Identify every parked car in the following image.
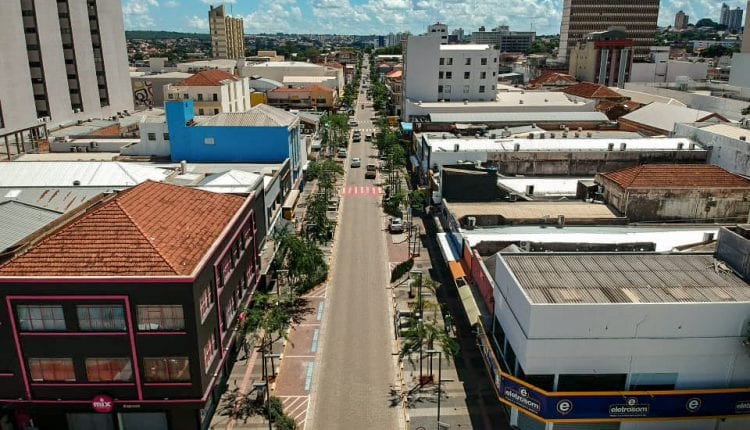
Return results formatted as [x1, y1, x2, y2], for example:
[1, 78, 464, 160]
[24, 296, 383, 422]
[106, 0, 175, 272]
[348, 120, 358, 127]
[389, 217, 404, 233]
[337, 149, 347, 158]
[353, 135, 361, 142]
[351, 157, 361, 168]
[365, 164, 377, 179]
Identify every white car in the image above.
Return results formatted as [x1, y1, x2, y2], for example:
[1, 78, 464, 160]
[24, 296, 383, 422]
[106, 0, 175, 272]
[389, 217, 404, 233]
[351, 157, 361, 168]
[337, 149, 347, 158]
[348, 120, 359, 127]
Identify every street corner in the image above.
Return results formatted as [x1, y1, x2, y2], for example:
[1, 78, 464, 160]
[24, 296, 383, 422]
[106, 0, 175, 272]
[274, 357, 316, 397]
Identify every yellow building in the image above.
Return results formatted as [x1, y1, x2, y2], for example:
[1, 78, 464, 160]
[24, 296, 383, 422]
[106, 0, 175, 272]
[208, 5, 245, 59]
[267, 84, 338, 111]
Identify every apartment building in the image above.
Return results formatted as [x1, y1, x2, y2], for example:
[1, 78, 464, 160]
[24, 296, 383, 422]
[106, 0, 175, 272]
[403, 33, 498, 116]
[427, 22, 448, 43]
[471, 26, 536, 53]
[674, 10, 689, 30]
[558, 0, 659, 62]
[164, 70, 250, 115]
[0, 181, 266, 430]
[568, 29, 633, 88]
[208, 5, 245, 59]
[0, 0, 133, 136]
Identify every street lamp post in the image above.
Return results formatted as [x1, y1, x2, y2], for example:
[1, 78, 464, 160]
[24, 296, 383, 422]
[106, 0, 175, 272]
[426, 349, 443, 428]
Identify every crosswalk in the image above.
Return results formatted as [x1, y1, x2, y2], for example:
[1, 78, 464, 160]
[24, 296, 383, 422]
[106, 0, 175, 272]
[341, 185, 383, 196]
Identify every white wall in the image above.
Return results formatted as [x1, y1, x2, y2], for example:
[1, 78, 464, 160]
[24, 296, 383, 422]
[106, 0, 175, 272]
[403, 34, 442, 103]
[730, 54, 750, 88]
[624, 83, 747, 120]
[674, 123, 750, 176]
[122, 120, 170, 157]
[630, 61, 708, 83]
[165, 77, 250, 114]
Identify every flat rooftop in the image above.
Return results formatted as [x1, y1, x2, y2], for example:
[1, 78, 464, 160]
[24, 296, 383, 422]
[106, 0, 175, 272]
[502, 253, 750, 304]
[449, 201, 619, 221]
[424, 137, 701, 153]
[440, 44, 491, 51]
[698, 123, 750, 140]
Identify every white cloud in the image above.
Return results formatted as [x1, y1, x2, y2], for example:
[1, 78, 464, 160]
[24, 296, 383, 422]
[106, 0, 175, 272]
[187, 15, 209, 30]
[164, 0, 178, 7]
[122, 0, 159, 29]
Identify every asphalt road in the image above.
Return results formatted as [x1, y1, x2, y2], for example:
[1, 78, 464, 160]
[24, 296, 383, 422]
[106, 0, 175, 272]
[308, 60, 400, 430]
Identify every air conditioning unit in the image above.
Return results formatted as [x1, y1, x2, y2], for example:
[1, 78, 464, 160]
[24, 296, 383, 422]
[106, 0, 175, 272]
[466, 216, 477, 229]
[607, 142, 615, 151]
[557, 215, 565, 228]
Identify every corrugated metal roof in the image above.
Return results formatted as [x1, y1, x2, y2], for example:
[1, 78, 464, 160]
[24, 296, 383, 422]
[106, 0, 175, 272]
[621, 102, 722, 132]
[426, 136, 701, 152]
[502, 253, 750, 304]
[0, 162, 169, 187]
[0, 187, 107, 213]
[429, 112, 608, 123]
[0, 201, 61, 251]
[196, 170, 263, 194]
[197, 104, 297, 127]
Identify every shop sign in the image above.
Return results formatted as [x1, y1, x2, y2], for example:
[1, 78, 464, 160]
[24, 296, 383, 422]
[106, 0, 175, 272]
[92, 394, 114, 413]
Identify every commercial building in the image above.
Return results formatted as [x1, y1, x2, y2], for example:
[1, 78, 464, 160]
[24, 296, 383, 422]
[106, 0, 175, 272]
[674, 122, 750, 176]
[619, 102, 728, 135]
[470, 26, 536, 53]
[558, 0, 659, 62]
[130, 72, 193, 108]
[0, 0, 133, 136]
[674, 10, 689, 30]
[568, 29, 633, 88]
[208, 4, 244, 59]
[0, 181, 266, 430]
[240, 62, 344, 96]
[164, 70, 250, 116]
[596, 164, 750, 222]
[165, 100, 305, 181]
[267, 84, 338, 111]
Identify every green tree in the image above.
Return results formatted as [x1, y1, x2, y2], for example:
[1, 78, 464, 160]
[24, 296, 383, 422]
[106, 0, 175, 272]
[700, 44, 734, 58]
[399, 315, 459, 382]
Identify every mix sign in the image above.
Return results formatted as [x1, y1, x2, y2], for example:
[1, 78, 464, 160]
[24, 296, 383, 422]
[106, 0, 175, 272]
[476, 326, 750, 422]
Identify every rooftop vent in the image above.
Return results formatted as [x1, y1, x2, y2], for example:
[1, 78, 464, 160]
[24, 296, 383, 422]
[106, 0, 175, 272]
[454, 143, 460, 152]
[619, 142, 627, 151]
[607, 142, 615, 151]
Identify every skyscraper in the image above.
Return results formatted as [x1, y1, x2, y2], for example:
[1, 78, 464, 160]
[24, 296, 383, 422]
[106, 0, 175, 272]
[209, 5, 245, 59]
[720, 3, 731, 26]
[558, 0, 660, 63]
[675, 10, 689, 30]
[0, 0, 133, 135]
[728, 7, 745, 32]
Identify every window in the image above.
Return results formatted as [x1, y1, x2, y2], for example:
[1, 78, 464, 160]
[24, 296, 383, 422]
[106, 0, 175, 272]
[76, 305, 125, 331]
[85, 358, 132, 382]
[183, 94, 188, 100]
[143, 357, 191, 382]
[439, 58, 444, 65]
[168, 93, 174, 100]
[223, 294, 237, 330]
[198, 108, 204, 115]
[203, 332, 218, 369]
[197, 93, 203, 101]
[137, 305, 185, 331]
[220, 255, 232, 285]
[204, 137, 214, 145]
[447, 58, 453, 65]
[214, 109, 219, 114]
[463, 85, 470, 93]
[199, 284, 214, 319]
[465, 58, 471, 65]
[212, 93, 218, 101]
[480, 72, 487, 79]
[28, 358, 75, 382]
[17, 305, 65, 331]
[464, 72, 470, 79]
[147, 133, 156, 141]
[163, 133, 169, 141]
[438, 85, 443, 93]
[481, 58, 487, 65]
[479, 85, 486, 93]
[438, 71, 443, 79]
[445, 71, 452, 79]
[444, 85, 451, 93]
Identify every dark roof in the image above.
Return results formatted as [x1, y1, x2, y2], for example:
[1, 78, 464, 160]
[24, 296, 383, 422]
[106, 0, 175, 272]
[599, 164, 750, 189]
[0, 181, 246, 277]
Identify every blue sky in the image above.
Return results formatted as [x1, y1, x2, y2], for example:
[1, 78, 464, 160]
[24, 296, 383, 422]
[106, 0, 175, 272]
[122, 0, 748, 35]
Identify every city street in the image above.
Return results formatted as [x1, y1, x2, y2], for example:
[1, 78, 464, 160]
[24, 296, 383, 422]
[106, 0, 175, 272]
[307, 60, 400, 430]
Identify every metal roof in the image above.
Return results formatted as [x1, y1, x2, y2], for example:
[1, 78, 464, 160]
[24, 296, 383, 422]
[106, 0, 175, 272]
[0, 187, 108, 213]
[0, 201, 61, 252]
[429, 111, 608, 123]
[426, 137, 700, 153]
[621, 102, 720, 132]
[197, 170, 263, 194]
[502, 253, 750, 304]
[197, 104, 298, 127]
[0, 162, 169, 187]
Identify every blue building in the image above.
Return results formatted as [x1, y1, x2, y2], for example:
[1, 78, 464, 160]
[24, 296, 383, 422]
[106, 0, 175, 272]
[166, 100, 304, 180]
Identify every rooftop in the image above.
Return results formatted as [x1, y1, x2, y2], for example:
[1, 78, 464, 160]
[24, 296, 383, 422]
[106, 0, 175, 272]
[247, 61, 326, 68]
[621, 102, 725, 132]
[196, 104, 298, 127]
[0, 201, 62, 252]
[599, 164, 750, 189]
[428, 111, 607, 124]
[448, 201, 619, 221]
[0, 181, 246, 277]
[697, 123, 750, 140]
[176, 70, 239, 86]
[281, 76, 335, 84]
[440, 44, 492, 51]
[501, 253, 750, 304]
[562, 82, 625, 100]
[0, 187, 109, 213]
[196, 169, 264, 194]
[424, 136, 701, 153]
[497, 177, 592, 197]
[0, 162, 169, 187]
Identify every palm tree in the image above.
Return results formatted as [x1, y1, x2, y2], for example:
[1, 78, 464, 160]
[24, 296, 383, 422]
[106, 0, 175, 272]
[399, 315, 458, 384]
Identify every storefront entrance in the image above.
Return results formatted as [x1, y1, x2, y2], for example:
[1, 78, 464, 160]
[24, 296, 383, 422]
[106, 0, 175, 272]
[65, 412, 167, 430]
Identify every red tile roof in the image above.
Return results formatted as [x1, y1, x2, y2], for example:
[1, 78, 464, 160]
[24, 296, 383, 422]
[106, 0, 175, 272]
[0, 181, 246, 277]
[386, 70, 402, 79]
[562, 82, 624, 100]
[600, 164, 750, 190]
[177, 70, 239, 87]
[528, 71, 577, 87]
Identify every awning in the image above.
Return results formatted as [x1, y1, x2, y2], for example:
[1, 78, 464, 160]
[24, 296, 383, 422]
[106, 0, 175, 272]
[437, 233, 459, 262]
[457, 284, 481, 326]
[448, 261, 466, 280]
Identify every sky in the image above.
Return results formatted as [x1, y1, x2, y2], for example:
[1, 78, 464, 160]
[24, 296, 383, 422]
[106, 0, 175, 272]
[122, 0, 749, 36]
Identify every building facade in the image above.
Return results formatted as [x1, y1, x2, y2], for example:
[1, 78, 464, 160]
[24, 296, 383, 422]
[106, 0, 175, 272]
[558, 0, 659, 63]
[427, 22, 448, 43]
[266, 84, 337, 111]
[164, 70, 250, 115]
[569, 29, 633, 88]
[0, 0, 133, 136]
[0, 181, 266, 430]
[674, 10, 689, 30]
[728, 7, 745, 33]
[208, 5, 244, 59]
[470, 26, 536, 53]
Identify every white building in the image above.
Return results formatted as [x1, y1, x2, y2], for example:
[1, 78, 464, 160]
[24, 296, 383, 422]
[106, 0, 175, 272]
[164, 70, 250, 115]
[403, 33, 499, 119]
[427, 22, 448, 42]
[730, 1, 750, 88]
[484, 250, 750, 430]
[0, 0, 133, 135]
[240, 61, 344, 95]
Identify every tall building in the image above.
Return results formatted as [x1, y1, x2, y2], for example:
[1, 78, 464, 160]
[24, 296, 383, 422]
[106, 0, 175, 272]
[674, 10, 689, 30]
[427, 22, 448, 43]
[558, 0, 659, 63]
[0, 0, 133, 137]
[721, 3, 731, 26]
[729, 1, 750, 87]
[569, 28, 633, 88]
[728, 7, 745, 32]
[471, 26, 536, 53]
[208, 5, 245, 59]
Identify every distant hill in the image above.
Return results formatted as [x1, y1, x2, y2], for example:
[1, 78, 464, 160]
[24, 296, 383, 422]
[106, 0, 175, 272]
[126, 31, 210, 40]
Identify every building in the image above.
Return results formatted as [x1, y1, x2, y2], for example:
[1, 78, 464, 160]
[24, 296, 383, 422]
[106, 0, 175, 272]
[427, 22, 448, 43]
[266, 84, 338, 111]
[562, 82, 627, 102]
[730, 1, 750, 88]
[596, 164, 750, 222]
[385, 70, 403, 117]
[164, 70, 250, 115]
[721, 3, 731, 27]
[240, 62, 344, 96]
[558, 0, 659, 62]
[674, 10, 689, 30]
[728, 6, 745, 32]
[674, 122, 750, 176]
[0, 181, 265, 430]
[130, 71, 194, 108]
[470, 26, 536, 53]
[402, 33, 499, 117]
[0, 0, 133, 138]
[527, 71, 578, 89]
[568, 28, 633, 88]
[619, 102, 729, 135]
[479, 250, 750, 430]
[208, 4, 244, 59]
[166, 100, 304, 181]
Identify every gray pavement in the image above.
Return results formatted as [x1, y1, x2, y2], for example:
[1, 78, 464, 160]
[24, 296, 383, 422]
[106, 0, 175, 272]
[307, 59, 400, 430]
